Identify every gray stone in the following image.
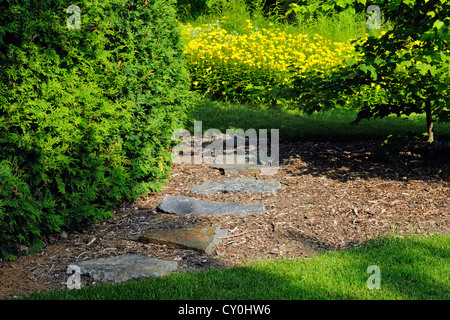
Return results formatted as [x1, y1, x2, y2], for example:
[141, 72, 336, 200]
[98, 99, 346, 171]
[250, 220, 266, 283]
[191, 178, 281, 194]
[157, 196, 265, 215]
[138, 226, 228, 254]
[211, 155, 271, 174]
[71, 254, 178, 283]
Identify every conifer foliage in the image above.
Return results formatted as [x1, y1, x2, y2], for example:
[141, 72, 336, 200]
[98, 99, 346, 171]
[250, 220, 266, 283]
[0, 0, 195, 259]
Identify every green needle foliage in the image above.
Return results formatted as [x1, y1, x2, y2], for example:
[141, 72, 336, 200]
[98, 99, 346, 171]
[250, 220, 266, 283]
[0, 0, 196, 259]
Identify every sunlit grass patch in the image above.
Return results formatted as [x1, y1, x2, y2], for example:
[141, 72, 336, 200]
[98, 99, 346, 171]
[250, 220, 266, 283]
[19, 234, 450, 300]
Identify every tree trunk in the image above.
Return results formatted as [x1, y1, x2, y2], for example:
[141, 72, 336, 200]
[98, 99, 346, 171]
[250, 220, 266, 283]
[425, 100, 434, 144]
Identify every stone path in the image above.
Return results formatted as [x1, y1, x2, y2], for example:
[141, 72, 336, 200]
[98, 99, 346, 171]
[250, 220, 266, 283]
[72, 254, 178, 283]
[138, 226, 228, 254]
[69, 158, 280, 285]
[157, 195, 266, 215]
[191, 178, 281, 194]
[211, 155, 273, 174]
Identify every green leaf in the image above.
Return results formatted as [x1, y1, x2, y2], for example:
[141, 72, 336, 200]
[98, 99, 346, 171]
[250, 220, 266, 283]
[433, 20, 444, 30]
[374, 58, 384, 65]
[368, 65, 377, 80]
[359, 64, 368, 73]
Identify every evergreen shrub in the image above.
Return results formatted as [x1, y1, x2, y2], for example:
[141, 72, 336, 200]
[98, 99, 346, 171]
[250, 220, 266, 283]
[0, 0, 195, 259]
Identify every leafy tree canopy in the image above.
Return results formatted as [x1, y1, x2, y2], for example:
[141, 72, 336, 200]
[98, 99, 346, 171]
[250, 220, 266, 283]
[286, 0, 450, 143]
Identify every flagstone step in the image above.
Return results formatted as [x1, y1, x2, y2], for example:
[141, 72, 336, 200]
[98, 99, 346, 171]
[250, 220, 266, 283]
[211, 155, 272, 174]
[157, 195, 265, 216]
[190, 178, 281, 194]
[70, 254, 178, 284]
[137, 226, 228, 254]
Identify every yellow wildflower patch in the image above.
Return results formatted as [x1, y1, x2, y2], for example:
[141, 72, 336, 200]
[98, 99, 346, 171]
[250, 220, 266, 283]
[181, 20, 356, 101]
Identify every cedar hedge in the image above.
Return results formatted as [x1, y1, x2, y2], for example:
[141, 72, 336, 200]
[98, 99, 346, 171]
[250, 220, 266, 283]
[0, 0, 196, 260]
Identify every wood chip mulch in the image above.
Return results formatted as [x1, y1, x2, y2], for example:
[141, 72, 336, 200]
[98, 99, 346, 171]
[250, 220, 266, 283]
[1, 139, 448, 298]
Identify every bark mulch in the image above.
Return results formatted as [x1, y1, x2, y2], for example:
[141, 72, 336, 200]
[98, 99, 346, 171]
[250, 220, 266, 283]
[1, 139, 448, 298]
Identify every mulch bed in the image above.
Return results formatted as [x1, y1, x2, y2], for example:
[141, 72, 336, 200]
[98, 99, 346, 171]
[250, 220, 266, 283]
[1, 139, 448, 298]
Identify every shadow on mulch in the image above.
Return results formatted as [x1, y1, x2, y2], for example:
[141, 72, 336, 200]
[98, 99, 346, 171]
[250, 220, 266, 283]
[279, 139, 449, 184]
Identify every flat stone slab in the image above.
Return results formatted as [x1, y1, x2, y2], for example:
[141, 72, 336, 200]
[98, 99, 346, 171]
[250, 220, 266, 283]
[71, 254, 178, 283]
[157, 195, 265, 215]
[191, 178, 281, 194]
[138, 226, 228, 254]
[211, 155, 271, 174]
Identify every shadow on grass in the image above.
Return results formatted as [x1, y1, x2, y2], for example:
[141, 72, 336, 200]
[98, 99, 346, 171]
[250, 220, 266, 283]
[21, 235, 449, 300]
[189, 99, 450, 141]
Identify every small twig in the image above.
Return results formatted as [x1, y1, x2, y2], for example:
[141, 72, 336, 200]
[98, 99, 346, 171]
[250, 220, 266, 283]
[86, 237, 96, 246]
[225, 237, 248, 245]
[218, 231, 248, 239]
[39, 263, 55, 281]
[229, 227, 238, 233]
[29, 34, 37, 43]
[76, 251, 90, 259]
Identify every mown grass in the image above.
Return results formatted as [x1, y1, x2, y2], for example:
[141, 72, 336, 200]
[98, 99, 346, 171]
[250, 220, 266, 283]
[188, 99, 450, 141]
[19, 234, 449, 300]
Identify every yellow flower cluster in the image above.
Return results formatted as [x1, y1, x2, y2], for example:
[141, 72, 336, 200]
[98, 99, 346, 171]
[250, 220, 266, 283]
[181, 20, 356, 94]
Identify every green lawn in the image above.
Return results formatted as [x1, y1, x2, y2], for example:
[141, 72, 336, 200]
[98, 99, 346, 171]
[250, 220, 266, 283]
[19, 234, 449, 300]
[188, 99, 450, 141]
